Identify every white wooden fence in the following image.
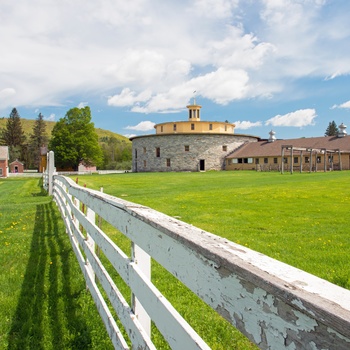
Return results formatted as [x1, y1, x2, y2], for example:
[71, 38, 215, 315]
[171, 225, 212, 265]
[43, 151, 350, 349]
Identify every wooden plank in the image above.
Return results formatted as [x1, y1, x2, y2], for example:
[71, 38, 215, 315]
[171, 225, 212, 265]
[84, 242, 156, 350]
[55, 178, 209, 349]
[131, 243, 151, 338]
[54, 183, 130, 282]
[54, 189, 130, 349]
[84, 265, 130, 350]
[127, 262, 211, 350]
[70, 204, 208, 347]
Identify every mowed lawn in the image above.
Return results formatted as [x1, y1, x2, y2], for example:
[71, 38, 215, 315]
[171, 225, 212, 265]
[79, 170, 350, 289]
[0, 178, 114, 350]
[1, 171, 349, 350]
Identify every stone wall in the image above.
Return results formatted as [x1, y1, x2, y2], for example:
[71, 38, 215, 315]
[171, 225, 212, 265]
[132, 133, 258, 172]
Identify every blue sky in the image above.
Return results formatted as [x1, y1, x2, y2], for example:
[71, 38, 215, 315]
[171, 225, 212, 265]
[0, 0, 350, 140]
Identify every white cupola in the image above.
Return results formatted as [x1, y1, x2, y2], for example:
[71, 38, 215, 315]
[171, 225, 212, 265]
[268, 130, 276, 142]
[338, 123, 347, 138]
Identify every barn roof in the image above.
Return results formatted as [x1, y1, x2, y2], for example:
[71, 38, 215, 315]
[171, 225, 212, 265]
[226, 136, 350, 159]
[0, 146, 9, 160]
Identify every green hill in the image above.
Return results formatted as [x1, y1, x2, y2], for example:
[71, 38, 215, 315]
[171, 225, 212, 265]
[0, 117, 130, 143]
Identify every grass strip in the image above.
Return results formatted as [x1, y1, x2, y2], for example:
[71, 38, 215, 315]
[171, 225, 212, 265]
[0, 178, 114, 349]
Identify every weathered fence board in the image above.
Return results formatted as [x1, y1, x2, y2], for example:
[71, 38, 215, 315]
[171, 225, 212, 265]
[45, 169, 350, 350]
[53, 175, 210, 350]
[54, 187, 132, 349]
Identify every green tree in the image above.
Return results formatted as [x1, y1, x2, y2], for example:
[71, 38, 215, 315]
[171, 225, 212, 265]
[1, 108, 25, 146]
[100, 137, 132, 169]
[325, 121, 339, 136]
[0, 108, 26, 161]
[49, 106, 103, 170]
[29, 113, 48, 170]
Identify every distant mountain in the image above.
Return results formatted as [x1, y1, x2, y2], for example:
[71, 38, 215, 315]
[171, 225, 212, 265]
[0, 117, 130, 143]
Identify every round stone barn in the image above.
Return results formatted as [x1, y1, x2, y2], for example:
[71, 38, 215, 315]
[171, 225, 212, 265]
[130, 103, 259, 172]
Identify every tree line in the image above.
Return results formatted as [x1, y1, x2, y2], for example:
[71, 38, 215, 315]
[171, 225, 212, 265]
[0, 107, 132, 171]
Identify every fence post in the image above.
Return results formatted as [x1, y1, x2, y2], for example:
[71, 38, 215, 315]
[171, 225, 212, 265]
[48, 150, 55, 195]
[131, 243, 151, 337]
[86, 206, 96, 283]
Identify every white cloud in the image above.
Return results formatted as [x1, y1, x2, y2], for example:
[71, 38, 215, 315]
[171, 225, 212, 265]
[190, 0, 239, 19]
[233, 120, 263, 130]
[45, 113, 56, 121]
[108, 88, 152, 107]
[265, 109, 317, 127]
[78, 102, 88, 109]
[0, 0, 349, 139]
[131, 67, 250, 114]
[0, 88, 16, 100]
[208, 26, 276, 70]
[123, 133, 137, 139]
[124, 121, 155, 131]
[261, 0, 350, 80]
[192, 68, 250, 104]
[331, 100, 350, 109]
[103, 50, 166, 86]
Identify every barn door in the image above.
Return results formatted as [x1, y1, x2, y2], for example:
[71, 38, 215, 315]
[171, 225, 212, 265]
[199, 159, 205, 171]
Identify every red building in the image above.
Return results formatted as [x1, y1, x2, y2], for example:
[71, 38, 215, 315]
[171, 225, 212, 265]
[9, 159, 24, 173]
[0, 146, 9, 177]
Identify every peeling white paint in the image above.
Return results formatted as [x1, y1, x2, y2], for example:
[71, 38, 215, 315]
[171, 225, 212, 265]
[291, 298, 308, 312]
[327, 327, 350, 342]
[292, 310, 318, 330]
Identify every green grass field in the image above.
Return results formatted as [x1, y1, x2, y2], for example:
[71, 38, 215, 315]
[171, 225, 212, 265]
[1, 171, 349, 349]
[78, 170, 350, 289]
[0, 178, 114, 350]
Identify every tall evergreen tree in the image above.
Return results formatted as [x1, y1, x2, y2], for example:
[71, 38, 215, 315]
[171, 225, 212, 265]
[1, 108, 25, 146]
[29, 113, 48, 169]
[0, 108, 26, 162]
[325, 121, 339, 136]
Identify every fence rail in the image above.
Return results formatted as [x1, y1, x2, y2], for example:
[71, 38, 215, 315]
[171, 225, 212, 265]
[44, 151, 350, 349]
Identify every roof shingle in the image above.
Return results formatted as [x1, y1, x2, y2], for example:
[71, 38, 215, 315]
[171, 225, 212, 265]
[227, 136, 350, 158]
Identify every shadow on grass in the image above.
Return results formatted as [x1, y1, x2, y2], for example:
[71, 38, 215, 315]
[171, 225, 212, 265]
[32, 178, 47, 197]
[7, 202, 92, 349]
